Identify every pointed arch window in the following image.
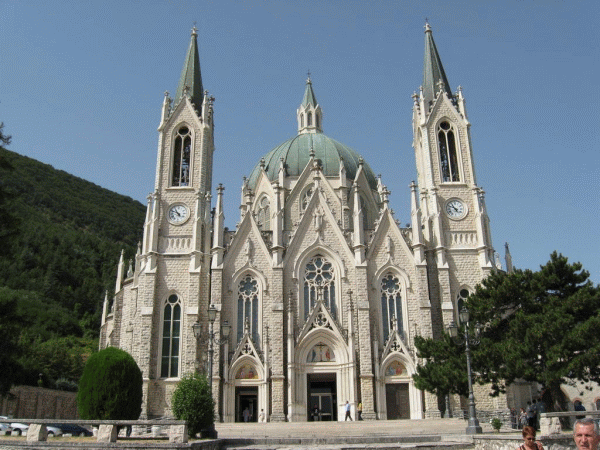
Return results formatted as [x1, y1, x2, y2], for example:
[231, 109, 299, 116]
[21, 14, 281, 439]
[256, 196, 270, 231]
[300, 113, 304, 128]
[437, 121, 460, 182]
[300, 186, 314, 213]
[307, 112, 313, 127]
[315, 113, 320, 129]
[161, 294, 181, 378]
[456, 288, 470, 324]
[172, 126, 192, 186]
[303, 255, 336, 320]
[381, 273, 403, 343]
[237, 275, 260, 345]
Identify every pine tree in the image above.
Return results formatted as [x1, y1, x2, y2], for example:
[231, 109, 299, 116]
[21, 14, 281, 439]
[415, 252, 600, 412]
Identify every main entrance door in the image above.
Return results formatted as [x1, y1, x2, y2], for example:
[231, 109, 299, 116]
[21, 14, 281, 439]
[386, 383, 410, 419]
[307, 373, 337, 421]
[235, 386, 258, 422]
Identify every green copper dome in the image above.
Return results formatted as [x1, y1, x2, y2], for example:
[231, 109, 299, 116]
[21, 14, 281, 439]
[248, 132, 377, 190]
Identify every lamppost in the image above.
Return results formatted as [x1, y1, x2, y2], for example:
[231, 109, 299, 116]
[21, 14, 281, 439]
[192, 304, 231, 436]
[448, 306, 482, 434]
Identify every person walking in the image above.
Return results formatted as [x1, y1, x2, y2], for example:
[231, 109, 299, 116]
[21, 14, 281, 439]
[344, 401, 352, 421]
[519, 408, 527, 429]
[357, 402, 363, 421]
[518, 426, 544, 450]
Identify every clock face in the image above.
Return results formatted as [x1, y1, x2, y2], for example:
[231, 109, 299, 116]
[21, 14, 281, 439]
[168, 204, 189, 224]
[445, 199, 467, 219]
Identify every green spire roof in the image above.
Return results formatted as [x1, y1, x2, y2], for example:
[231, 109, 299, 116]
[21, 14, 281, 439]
[422, 22, 452, 108]
[174, 27, 204, 109]
[301, 76, 318, 107]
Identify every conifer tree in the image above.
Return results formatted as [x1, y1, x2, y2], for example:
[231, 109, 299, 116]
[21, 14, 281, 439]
[415, 252, 600, 411]
[77, 347, 142, 420]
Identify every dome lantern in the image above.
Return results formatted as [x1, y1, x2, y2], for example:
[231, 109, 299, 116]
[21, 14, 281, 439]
[297, 75, 323, 134]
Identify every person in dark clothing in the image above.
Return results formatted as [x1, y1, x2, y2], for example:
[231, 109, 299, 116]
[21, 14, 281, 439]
[575, 401, 587, 420]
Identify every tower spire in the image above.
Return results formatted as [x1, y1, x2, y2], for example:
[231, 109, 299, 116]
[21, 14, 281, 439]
[174, 26, 204, 109]
[422, 22, 452, 109]
[297, 75, 322, 134]
[301, 74, 318, 107]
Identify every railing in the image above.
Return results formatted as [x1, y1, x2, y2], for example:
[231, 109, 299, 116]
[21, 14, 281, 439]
[541, 411, 600, 435]
[0, 418, 189, 444]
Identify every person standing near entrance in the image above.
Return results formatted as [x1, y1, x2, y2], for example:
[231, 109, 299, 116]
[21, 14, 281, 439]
[243, 407, 251, 422]
[526, 401, 536, 428]
[357, 402, 362, 420]
[344, 401, 352, 421]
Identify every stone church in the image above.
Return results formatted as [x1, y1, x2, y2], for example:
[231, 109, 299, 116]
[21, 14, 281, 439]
[100, 23, 512, 422]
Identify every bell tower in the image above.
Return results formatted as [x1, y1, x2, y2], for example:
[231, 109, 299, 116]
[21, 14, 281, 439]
[132, 27, 215, 417]
[412, 23, 494, 332]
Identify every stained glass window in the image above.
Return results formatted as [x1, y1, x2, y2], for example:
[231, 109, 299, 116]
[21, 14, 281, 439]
[161, 294, 181, 378]
[381, 273, 402, 342]
[237, 275, 259, 345]
[303, 255, 336, 319]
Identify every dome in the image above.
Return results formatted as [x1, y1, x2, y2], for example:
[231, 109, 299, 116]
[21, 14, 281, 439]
[247, 132, 378, 190]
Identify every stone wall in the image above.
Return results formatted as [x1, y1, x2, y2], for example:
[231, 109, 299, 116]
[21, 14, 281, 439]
[474, 435, 576, 450]
[0, 442, 219, 450]
[0, 386, 78, 419]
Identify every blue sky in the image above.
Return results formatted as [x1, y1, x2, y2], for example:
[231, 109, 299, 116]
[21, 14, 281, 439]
[1, 0, 598, 282]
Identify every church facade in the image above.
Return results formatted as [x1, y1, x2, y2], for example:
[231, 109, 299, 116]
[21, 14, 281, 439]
[100, 24, 509, 422]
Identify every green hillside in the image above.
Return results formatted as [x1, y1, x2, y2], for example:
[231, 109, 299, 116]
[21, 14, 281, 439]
[0, 144, 146, 390]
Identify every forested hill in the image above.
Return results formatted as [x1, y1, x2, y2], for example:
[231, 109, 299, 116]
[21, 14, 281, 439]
[0, 146, 146, 389]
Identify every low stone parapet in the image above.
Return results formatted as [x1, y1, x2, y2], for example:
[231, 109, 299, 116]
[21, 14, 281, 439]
[0, 418, 189, 444]
[474, 434, 577, 450]
[25, 423, 46, 442]
[540, 411, 600, 436]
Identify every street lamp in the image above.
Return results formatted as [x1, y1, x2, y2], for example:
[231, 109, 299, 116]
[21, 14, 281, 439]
[192, 305, 231, 395]
[192, 305, 230, 438]
[448, 306, 482, 434]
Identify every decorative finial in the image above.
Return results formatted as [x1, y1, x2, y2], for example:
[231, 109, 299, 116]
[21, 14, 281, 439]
[436, 79, 445, 93]
[424, 19, 431, 32]
[307, 70, 311, 83]
[192, 23, 198, 37]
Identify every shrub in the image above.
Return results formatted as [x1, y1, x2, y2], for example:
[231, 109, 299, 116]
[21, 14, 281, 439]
[491, 417, 502, 432]
[77, 347, 142, 419]
[55, 377, 78, 392]
[172, 372, 214, 438]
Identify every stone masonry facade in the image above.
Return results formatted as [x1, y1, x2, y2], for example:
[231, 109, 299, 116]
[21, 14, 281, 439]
[99, 25, 519, 424]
